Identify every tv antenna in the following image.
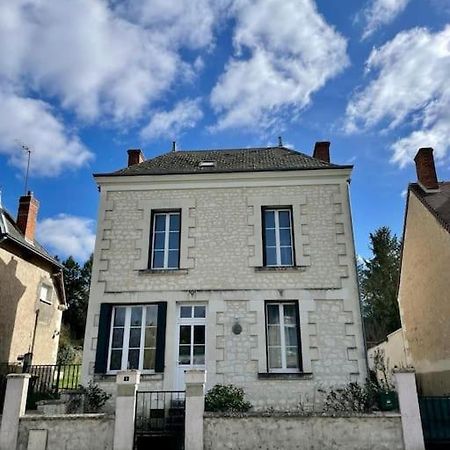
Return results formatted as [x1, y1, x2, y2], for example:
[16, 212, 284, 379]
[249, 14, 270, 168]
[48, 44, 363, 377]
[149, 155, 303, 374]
[15, 141, 32, 194]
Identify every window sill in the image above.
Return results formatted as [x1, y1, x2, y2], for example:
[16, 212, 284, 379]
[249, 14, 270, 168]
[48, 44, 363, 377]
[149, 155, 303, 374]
[138, 268, 188, 275]
[255, 266, 307, 273]
[257, 372, 313, 380]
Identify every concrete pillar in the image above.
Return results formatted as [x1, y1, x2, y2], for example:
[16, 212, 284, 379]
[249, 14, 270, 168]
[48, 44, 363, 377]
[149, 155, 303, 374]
[0, 373, 31, 450]
[185, 369, 206, 450]
[113, 370, 140, 450]
[393, 370, 425, 450]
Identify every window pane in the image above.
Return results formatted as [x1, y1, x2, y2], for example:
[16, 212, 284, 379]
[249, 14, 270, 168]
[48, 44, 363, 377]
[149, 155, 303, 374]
[145, 327, 157, 347]
[143, 349, 155, 370]
[178, 345, 190, 364]
[153, 232, 165, 250]
[168, 250, 179, 268]
[130, 307, 142, 326]
[129, 328, 141, 348]
[286, 347, 299, 369]
[267, 325, 281, 346]
[146, 306, 158, 326]
[193, 346, 205, 365]
[180, 306, 192, 318]
[264, 228, 276, 247]
[278, 210, 291, 228]
[268, 347, 282, 369]
[112, 328, 124, 348]
[283, 304, 296, 324]
[168, 231, 179, 250]
[267, 305, 280, 325]
[170, 214, 180, 231]
[128, 349, 140, 369]
[152, 250, 164, 268]
[114, 307, 126, 327]
[285, 326, 298, 346]
[264, 210, 275, 228]
[194, 305, 206, 318]
[180, 325, 191, 345]
[194, 326, 205, 345]
[279, 228, 291, 246]
[280, 247, 293, 265]
[265, 247, 277, 266]
[154, 214, 166, 231]
[110, 350, 122, 370]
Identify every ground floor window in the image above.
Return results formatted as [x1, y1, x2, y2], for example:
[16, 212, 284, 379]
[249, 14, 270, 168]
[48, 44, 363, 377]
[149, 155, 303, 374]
[266, 301, 301, 372]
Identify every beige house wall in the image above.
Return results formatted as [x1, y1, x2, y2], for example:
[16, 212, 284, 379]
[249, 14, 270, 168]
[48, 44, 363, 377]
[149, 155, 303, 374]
[398, 192, 450, 395]
[0, 248, 62, 365]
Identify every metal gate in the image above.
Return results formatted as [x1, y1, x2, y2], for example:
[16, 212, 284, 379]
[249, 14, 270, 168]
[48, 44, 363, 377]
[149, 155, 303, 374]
[134, 391, 185, 450]
[419, 396, 450, 449]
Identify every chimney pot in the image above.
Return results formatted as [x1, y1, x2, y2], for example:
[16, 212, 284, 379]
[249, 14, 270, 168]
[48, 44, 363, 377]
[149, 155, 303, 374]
[17, 192, 39, 242]
[127, 149, 145, 167]
[313, 141, 330, 163]
[414, 147, 439, 191]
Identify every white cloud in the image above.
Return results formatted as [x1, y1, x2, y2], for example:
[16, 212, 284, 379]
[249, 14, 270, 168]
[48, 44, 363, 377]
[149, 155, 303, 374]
[361, 0, 410, 39]
[210, 0, 349, 131]
[141, 99, 203, 140]
[0, 89, 92, 176]
[345, 26, 450, 166]
[37, 214, 96, 261]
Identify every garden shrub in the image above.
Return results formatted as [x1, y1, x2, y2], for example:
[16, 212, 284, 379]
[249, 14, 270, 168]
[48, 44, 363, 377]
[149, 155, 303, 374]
[205, 384, 252, 412]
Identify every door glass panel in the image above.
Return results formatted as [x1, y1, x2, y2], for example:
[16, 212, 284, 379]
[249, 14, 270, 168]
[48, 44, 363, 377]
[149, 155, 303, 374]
[194, 305, 206, 318]
[194, 326, 205, 345]
[193, 346, 205, 364]
[128, 349, 140, 369]
[179, 326, 191, 345]
[178, 345, 190, 364]
[180, 306, 192, 318]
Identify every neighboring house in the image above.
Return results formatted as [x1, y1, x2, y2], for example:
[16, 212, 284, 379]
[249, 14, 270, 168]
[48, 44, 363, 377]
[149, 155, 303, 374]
[393, 148, 450, 395]
[0, 192, 66, 365]
[82, 142, 367, 410]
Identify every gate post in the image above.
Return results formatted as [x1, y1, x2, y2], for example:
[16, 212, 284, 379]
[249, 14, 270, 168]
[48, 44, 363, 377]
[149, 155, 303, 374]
[185, 369, 206, 450]
[0, 373, 31, 450]
[113, 370, 140, 450]
[393, 369, 425, 450]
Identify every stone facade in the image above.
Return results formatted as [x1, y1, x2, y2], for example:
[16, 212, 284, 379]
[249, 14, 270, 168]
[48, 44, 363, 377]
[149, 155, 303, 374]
[0, 248, 62, 365]
[82, 168, 367, 409]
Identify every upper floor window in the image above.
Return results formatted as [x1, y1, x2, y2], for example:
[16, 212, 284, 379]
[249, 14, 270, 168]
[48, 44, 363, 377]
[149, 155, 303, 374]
[151, 211, 181, 269]
[39, 284, 52, 305]
[263, 208, 294, 266]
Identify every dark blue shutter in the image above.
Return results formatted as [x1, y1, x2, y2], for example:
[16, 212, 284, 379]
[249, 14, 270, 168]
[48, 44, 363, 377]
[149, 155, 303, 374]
[94, 303, 113, 374]
[155, 302, 167, 373]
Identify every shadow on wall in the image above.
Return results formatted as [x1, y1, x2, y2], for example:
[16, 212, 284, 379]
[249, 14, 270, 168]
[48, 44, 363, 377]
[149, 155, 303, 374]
[0, 255, 27, 362]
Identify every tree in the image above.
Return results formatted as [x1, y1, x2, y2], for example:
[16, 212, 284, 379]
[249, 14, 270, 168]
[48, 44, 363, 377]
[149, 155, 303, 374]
[359, 227, 401, 346]
[61, 254, 93, 342]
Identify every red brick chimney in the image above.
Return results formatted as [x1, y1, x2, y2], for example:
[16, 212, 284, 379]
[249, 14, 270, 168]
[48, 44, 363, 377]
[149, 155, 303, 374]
[127, 149, 145, 167]
[414, 147, 439, 191]
[313, 141, 330, 163]
[17, 191, 39, 242]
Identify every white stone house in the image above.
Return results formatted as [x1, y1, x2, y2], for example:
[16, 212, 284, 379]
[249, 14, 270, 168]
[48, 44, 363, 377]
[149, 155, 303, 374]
[82, 142, 367, 410]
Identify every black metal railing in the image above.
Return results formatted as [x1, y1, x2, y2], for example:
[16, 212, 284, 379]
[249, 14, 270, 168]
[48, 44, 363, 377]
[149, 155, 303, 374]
[419, 396, 450, 444]
[135, 390, 185, 435]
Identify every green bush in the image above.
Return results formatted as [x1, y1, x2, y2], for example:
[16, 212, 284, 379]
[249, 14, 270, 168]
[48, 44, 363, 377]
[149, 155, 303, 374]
[205, 384, 252, 412]
[80, 381, 111, 413]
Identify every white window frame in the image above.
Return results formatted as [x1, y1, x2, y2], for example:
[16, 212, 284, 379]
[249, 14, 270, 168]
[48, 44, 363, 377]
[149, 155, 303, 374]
[151, 211, 181, 269]
[107, 305, 158, 374]
[39, 283, 53, 305]
[263, 208, 294, 267]
[266, 302, 300, 373]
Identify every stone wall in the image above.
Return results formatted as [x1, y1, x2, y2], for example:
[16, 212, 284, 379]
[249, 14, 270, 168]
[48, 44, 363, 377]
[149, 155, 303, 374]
[17, 414, 114, 450]
[204, 413, 404, 450]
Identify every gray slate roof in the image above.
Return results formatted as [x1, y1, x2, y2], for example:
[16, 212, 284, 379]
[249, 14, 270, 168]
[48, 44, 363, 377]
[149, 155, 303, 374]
[103, 146, 350, 177]
[0, 207, 61, 268]
[410, 182, 450, 233]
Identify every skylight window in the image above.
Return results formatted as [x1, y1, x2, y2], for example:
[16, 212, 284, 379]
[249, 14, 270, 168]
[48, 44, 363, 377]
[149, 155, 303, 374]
[198, 161, 216, 168]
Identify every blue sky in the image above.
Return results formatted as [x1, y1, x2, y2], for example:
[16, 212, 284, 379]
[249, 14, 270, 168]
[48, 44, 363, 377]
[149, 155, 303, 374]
[1, 0, 450, 262]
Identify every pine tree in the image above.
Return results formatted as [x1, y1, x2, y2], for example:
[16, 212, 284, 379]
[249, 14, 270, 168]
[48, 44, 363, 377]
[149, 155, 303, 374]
[359, 227, 401, 346]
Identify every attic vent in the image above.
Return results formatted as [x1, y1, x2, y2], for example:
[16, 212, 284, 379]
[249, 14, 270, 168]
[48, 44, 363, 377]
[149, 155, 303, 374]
[198, 161, 216, 168]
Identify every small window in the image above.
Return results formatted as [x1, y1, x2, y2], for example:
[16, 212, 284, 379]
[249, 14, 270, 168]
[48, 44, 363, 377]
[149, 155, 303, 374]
[263, 208, 294, 266]
[108, 305, 159, 372]
[39, 284, 52, 304]
[150, 211, 181, 269]
[198, 161, 216, 168]
[266, 302, 301, 372]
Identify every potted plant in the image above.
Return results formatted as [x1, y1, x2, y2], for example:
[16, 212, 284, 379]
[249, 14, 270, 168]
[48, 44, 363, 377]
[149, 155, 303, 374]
[372, 349, 398, 411]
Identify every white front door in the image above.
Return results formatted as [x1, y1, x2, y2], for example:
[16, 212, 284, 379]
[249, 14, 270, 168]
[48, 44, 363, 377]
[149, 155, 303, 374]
[175, 304, 206, 390]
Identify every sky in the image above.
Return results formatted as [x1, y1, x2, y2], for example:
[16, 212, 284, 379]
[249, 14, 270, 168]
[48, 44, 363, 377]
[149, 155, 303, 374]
[1, 0, 450, 262]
